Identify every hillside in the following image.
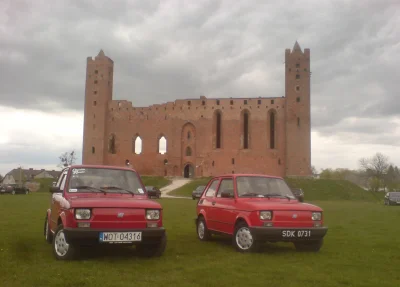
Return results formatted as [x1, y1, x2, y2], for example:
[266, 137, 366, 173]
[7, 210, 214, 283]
[285, 177, 384, 202]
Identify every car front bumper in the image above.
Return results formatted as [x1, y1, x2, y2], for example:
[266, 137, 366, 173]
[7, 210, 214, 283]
[63, 227, 166, 245]
[249, 226, 328, 242]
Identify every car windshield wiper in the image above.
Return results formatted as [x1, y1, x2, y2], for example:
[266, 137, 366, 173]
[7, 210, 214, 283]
[265, 193, 292, 201]
[240, 192, 265, 197]
[100, 186, 135, 196]
[74, 185, 108, 193]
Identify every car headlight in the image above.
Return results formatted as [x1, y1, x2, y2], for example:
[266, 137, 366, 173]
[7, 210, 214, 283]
[146, 209, 160, 220]
[260, 211, 272, 220]
[311, 212, 322, 221]
[75, 209, 91, 220]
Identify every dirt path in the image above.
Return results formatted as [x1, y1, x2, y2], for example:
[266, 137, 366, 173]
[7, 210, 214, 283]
[160, 177, 192, 199]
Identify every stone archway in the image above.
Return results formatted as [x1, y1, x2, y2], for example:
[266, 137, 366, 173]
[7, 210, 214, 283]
[183, 163, 194, 178]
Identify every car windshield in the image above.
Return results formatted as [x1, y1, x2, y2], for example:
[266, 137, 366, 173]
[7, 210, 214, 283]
[67, 167, 145, 195]
[236, 176, 295, 198]
[196, 186, 205, 191]
[389, 192, 400, 197]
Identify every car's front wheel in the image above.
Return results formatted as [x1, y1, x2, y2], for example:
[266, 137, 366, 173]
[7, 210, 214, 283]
[197, 216, 211, 241]
[136, 233, 167, 257]
[294, 239, 323, 252]
[52, 224, 77, 260]
[233, 222, 260, 253]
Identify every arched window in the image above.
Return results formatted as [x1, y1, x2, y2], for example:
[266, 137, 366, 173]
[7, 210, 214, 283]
[186, 146, 192, 156]
[270, 112, 275, 149]
[187, 131, 191, 140]
[133, 136, 142, 154]
[242, 110, 250, 149]
[216, 112, 221, 148]
[158, 136, 167, 154]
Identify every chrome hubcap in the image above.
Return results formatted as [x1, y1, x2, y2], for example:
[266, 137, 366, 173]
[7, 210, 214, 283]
[236, 227, 253, 250]
[45, 220, 48, 238]
[198, 221, 205, 239]
[54, 229, 69, 256]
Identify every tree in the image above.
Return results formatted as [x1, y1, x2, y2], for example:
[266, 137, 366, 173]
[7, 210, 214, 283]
[58, 150, 77, 168]
[359, 152, 390, 191]
[0, 174, 3, 182]
[311, 165, 318, 176]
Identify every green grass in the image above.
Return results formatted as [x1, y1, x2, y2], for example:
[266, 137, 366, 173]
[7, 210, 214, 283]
[33, 178, 55, 192]
[140, 176, 172, 189]
[0, 193, 399, 287]
[286, 178, 384, 202]
[168, 177, 212, 197]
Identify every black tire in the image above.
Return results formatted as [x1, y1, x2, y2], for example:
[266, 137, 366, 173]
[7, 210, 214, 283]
[232, 221, 260, 253]
[136, 233, 167, 257]
[52, 224, 77, 260]
[196, 216, 211, 241]
[44, 215, 53, 244]
[294, 239, 324, 252]
[192, 196, 196, 200]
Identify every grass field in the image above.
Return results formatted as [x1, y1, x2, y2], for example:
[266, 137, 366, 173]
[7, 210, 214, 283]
[168, 177, 211, 196]
[0, 191, 399, 287]
[140, 176, 172, 189]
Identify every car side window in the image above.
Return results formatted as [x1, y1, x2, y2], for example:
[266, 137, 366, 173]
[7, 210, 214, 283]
[205, 179, 220, 197]
[59, 175, 67, 191]
[216, 178, 234, 198]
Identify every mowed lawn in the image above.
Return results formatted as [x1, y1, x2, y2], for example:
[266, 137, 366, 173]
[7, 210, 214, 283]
[1, 193, 399, 287]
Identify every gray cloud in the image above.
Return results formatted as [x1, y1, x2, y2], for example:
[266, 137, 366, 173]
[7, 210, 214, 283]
[0, 0, 399, 156]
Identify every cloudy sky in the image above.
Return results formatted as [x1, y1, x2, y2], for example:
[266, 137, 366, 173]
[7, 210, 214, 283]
[1, 0, 399, 176]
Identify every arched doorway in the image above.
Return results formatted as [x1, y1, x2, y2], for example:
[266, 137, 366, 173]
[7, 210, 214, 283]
[183, 164, 194, 178]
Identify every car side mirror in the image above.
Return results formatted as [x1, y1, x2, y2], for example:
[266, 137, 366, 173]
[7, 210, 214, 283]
[221, 190, 234, 198]
[49, 186, 61, 193]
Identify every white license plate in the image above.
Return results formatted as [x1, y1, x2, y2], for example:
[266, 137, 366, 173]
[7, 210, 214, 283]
[282, 230, 312, 238]
[99, 232, 142, 243]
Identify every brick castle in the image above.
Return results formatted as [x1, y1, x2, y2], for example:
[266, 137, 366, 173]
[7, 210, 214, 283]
[82, 41, 311, 178]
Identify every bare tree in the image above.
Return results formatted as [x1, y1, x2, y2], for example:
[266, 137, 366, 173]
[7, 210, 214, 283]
[359, 152, 390, 191]
[58, 150, 77, 168]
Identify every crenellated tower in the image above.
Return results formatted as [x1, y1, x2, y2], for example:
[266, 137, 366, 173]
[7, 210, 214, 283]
[284, 41, 312, 176]
[82, 50, 114, 164]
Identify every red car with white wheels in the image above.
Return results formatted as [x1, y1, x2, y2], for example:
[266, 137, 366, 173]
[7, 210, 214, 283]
[44, 165, 167, 260]
[195, 174, 328, 252]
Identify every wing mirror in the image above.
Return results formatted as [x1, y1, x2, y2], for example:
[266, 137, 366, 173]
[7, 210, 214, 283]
[49, 186, 61, 193]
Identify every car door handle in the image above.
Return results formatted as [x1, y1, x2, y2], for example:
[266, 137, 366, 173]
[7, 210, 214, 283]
[212, 201, 216, 205]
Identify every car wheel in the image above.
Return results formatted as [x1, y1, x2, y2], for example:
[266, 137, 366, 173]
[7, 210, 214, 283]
[233, 221, 260, 253]
[192, 196, 196, 200]
[294, 239, 323, 252]
[52, 224, 77, 260]
[136, 233, 167, 257]
[197, 216, 211, 241]
[44, 215, 53, 244]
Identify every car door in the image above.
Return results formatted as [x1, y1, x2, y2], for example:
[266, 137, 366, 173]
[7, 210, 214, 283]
[200, 178, 221, 231]
[50, 169, 68, 230]
[211, 177, 236, 234]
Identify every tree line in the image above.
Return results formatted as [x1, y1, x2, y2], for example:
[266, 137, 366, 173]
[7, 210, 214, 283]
[318, 152, 400, 192]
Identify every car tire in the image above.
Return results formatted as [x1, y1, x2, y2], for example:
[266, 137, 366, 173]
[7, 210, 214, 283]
[197, 216, 211, 241]
[52, 223, 77, 260]
[192, 196, 196, 200]
[294, 239, 323, 252]
[233, 221, 260, 253]
[44, 215, 53, 244]
[136, 233, 167, 257]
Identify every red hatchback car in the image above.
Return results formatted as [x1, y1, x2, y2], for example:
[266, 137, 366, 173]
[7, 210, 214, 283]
[195, 174, 328, 252]
[44, 165, 167, 260]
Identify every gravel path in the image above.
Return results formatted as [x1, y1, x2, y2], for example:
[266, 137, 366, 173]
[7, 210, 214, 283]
[160, 177, 192, 199]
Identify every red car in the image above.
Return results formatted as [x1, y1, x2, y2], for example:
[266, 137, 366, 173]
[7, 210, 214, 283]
[195, 174, 328, 252]
[44, 165, 167, 260]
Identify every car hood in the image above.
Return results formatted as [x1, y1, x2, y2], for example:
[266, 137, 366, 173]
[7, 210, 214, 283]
[238, 199, 322, 212]
[66, 196, 162, 209]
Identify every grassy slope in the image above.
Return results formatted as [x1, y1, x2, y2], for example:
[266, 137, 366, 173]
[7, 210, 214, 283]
[168, 177, 212, 197]
[140, 176, 172, 189]
[0, 193, 399, 287]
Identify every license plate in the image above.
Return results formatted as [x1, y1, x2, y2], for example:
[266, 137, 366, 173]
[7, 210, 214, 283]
[99, 232, 142, 243]
[282, 230, 311, 238]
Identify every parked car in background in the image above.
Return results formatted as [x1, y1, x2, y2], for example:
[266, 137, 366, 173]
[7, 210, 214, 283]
[0, 184, 29, 195]
[290, 187, 304, 202]
[44, 165, 167, 260]
[192, 185, 205, 200]
[195, 174, 328, 253]
[384, 191, 400, 205]
[145, 186, 161, 199]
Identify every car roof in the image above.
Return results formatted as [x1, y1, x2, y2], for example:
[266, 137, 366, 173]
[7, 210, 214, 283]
[211, 174, 284, 180]
[66, 164, 138, 173]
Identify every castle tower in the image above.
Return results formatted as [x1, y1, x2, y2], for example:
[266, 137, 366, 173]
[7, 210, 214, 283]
[284, 41, 312, 176]
[82, 50, 114, 164]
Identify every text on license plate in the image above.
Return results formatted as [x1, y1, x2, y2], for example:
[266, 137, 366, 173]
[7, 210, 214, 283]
[282, 230, 311, 238]
[99, 232, 142, 242]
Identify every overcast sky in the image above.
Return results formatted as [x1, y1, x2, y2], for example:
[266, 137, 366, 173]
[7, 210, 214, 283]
[1, 0, 399, 176]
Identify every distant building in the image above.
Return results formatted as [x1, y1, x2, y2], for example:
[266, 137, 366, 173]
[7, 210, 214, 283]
[1, 168, 61, 185]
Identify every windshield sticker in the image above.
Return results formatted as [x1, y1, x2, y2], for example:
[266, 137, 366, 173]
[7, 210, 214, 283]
[72, 168, 85, 175]
[138, 188, 144, 194]
[69, 188, 77, 192]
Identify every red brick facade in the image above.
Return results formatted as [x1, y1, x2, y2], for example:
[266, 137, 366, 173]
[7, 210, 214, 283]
[82, 42, 312, 178]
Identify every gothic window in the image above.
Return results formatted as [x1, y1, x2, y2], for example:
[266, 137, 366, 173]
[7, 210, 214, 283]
[186, 146, 192, 156]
